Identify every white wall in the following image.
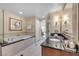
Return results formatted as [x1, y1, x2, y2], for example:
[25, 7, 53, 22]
[35, 17, 41, 41]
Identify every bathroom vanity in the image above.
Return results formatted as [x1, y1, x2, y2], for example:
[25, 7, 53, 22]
[41, 45, 79, 56]
[41, 33, 79, 56]
[41, 38, 79, 56]
[42, 4, 79, 56]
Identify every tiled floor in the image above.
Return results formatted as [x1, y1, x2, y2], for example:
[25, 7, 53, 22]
[16, 37, 46, 56]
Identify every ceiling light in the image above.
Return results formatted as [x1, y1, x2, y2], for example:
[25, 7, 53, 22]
[19, 11, 23, 14]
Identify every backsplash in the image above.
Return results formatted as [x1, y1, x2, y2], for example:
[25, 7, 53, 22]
[4, 34, 34, 44]
[4, 32, 27, 38]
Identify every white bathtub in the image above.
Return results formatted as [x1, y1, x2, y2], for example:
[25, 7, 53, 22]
[4, 35, 34, 43]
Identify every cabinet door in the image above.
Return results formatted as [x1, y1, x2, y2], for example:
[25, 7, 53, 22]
[42, 47, 60, 56]
[60, 50, 79, 56]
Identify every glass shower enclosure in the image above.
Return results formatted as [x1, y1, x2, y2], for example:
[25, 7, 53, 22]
[0, 9, 4, 44]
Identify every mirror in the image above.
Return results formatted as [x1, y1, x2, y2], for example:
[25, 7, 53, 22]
[48, 3, 73, 39]
[61, 4, 73, 39]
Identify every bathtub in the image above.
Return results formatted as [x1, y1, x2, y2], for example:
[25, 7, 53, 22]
[4, 35, 34, 43]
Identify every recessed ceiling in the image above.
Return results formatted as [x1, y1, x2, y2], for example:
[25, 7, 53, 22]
[0, 3, 64, 18]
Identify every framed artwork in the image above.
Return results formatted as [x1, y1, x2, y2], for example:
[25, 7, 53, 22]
[26, 25, 32, 30]
[9, 17, 22, 31]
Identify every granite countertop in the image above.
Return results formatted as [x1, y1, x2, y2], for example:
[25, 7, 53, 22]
[41, 40, 79, 53]
[41, 33, 79, 53]
[0, 36, 34, 47]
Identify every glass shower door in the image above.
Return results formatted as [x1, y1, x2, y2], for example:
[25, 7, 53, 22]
[0, 9, 4, 44]
[0, 9, 3, 56]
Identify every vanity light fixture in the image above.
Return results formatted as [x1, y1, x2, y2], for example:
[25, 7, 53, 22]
[63, 14, 68, 21]
[54, 16, 59, 22]
[63, 14, 68, 25]
[54, 16, 59, 26]
[19, 11, 23, 14]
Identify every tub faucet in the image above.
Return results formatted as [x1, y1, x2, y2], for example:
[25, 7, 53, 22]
[60, 40, 65, 50]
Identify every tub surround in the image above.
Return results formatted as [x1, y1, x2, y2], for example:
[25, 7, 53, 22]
[2, 37, 35, 56]
[0, 34, 35, 47]
[4, 34, 34, 43]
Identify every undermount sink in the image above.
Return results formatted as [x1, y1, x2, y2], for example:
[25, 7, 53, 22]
[48, 37, 64, 50]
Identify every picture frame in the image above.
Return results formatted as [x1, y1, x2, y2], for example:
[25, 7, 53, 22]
[9, 17, 22, 31]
